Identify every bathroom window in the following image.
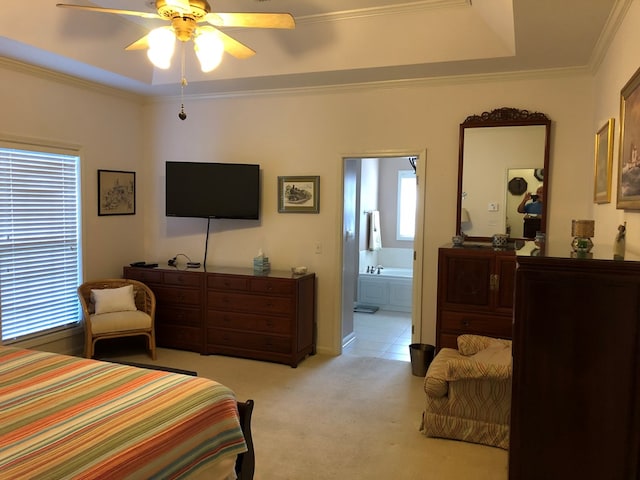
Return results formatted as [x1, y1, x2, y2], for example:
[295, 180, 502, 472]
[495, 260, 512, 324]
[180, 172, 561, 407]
[0, 141, 82, 342]
[396, 170, 416, 241]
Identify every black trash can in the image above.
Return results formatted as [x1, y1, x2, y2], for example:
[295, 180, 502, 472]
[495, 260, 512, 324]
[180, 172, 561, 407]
[409, 343, 435, 377]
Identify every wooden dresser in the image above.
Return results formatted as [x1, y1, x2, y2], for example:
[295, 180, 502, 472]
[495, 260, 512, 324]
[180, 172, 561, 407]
[509, 251, 640, 479]
[435, 245, 516, 351]
[123, 266, 204, 352]
[124, 265, 316, 367]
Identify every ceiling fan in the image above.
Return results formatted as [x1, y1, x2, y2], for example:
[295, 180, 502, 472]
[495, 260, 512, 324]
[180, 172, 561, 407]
[56, 0, 296, 71]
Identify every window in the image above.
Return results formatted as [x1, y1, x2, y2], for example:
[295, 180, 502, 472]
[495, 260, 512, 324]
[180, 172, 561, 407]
[0, 143, 82, 342]
[397, 170, 416, 241]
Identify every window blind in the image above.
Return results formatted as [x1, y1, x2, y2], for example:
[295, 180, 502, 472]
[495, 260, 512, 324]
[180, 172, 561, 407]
[0, 146, 82, 341]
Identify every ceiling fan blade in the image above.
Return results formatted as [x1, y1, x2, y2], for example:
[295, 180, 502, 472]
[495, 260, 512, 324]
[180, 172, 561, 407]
[125, 34, 150, 51]
[205, 12, 295, 29]
[214, 29, 256, 59]
[56, 4, 162, 20]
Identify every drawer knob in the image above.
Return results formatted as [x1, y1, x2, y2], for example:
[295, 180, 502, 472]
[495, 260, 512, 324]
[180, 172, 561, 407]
[462, 320, 470, 327]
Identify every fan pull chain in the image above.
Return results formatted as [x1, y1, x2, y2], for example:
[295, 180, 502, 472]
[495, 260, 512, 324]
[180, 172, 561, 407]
[178, 43, 187, 120]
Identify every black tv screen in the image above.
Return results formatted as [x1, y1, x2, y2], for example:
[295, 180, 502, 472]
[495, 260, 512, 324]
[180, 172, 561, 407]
[166, 161, 260, 219]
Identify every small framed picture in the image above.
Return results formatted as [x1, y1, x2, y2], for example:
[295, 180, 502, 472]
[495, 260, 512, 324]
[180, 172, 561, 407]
[594, 118, 614, 204]
[278, 176, 320, 213]
[98, 169, 136, 216]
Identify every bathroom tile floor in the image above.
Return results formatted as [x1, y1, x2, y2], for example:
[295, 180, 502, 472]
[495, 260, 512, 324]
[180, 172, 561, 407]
[343, 310, 412, 362]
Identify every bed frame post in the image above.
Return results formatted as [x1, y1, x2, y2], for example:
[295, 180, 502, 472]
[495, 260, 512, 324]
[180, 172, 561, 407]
[235, 400, 255, 480]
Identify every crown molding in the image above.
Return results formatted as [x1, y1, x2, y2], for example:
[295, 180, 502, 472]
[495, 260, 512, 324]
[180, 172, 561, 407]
[588, 0, 633, 74]
[0, 56, 145, 104]
[148, 65, 593, 104]
[1, 53, 593, 106]
[297, 0, 470, 25]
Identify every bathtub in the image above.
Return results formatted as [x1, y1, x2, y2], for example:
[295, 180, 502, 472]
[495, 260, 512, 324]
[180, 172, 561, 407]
[371, 267, 412, 278]
[357, 267, 413, 312]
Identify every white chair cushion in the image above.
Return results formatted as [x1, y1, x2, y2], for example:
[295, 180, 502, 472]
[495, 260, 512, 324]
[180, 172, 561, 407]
[91, 285, 137, 315]
[90, 310, 151, 334]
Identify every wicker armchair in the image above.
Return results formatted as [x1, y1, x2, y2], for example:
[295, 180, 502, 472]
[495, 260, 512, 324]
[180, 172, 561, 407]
[78, 279, 156, 359]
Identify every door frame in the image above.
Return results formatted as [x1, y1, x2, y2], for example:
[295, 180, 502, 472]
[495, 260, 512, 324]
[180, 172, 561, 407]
[334, 148, 427, 354]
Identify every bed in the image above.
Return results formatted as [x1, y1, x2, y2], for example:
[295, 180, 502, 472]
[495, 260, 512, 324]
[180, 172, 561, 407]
[0, 345, 250, 480]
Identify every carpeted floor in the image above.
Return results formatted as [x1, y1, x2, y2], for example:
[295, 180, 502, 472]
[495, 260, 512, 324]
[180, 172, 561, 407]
[110, 348, 508, 480]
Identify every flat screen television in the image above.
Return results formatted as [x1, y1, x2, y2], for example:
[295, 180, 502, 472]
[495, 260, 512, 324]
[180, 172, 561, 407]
[166, 161, 260, 219]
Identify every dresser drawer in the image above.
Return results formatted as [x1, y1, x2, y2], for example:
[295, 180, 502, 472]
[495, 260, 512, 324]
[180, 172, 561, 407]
[208, 328, 290, 354]
[154, 286, 202, 306]
[163, 271, 203, 287]
[208, 274, 250, 292]
[250, 278, 294, 295]
[207, 310, 291, 334]
[157, 306, 201, 327]
[208, 292, 293, 315]
[156, 325, 202, 351]
[440, 310, 512, 338]
[124, 268, 163, 285]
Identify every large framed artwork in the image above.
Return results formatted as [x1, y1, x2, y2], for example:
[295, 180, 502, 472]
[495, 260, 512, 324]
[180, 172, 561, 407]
[98, 169, 136, 216]
[277, 175, 320, 213]
[594, 118, 614, 204]
[618, 66, 640, 209]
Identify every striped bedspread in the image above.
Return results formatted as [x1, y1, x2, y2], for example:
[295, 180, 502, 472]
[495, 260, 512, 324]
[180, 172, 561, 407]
[0, 346, 247, 479]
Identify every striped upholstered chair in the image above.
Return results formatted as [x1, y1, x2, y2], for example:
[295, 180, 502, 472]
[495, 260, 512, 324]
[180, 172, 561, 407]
[420, 334, 512, 449]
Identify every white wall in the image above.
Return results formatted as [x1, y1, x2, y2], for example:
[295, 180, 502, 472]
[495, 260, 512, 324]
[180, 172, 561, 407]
[0, 63, 146, 352]
[142, 74, 594, 353]
[593, 0, 640, 255]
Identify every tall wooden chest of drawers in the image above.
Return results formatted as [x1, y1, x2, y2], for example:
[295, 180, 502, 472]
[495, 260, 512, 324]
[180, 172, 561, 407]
[124, 265, 316, 367]
[509, 253, 640, 479]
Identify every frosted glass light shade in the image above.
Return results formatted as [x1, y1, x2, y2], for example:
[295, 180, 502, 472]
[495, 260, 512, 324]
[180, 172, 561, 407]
[194, 27, 224, 72]
[147, 27, 176, 69]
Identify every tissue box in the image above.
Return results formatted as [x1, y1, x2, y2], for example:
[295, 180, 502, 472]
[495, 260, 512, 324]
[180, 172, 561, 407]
[253, 256, 270, 273]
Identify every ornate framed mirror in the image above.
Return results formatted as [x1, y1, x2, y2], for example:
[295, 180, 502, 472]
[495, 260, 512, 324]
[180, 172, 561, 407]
[456, 107, 551, 242]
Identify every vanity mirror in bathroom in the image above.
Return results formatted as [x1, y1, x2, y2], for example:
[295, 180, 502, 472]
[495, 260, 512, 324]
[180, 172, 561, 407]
[456, 107, 551, 242]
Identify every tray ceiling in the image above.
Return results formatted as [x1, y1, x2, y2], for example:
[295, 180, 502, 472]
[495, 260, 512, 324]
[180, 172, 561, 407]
[0, 0, 624, 97]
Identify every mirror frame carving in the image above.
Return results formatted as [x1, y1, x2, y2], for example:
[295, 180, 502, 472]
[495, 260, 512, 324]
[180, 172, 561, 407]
[456, 107, 552, 243]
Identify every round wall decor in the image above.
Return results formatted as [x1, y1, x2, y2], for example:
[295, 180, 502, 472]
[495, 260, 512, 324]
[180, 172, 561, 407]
[508, 177, 528, 195]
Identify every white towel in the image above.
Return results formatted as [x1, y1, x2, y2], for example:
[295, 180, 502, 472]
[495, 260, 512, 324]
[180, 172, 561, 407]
[368, 211, 382, 251]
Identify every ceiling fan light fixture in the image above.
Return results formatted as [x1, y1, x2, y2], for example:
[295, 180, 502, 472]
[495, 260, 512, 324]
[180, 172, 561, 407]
[161, 0, 192, 15]
[147, 26, 176, 69]
[194, 27, 224, 72]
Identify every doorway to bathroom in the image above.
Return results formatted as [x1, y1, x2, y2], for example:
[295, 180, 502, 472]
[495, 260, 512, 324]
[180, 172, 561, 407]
[341, 153, 425, 362]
